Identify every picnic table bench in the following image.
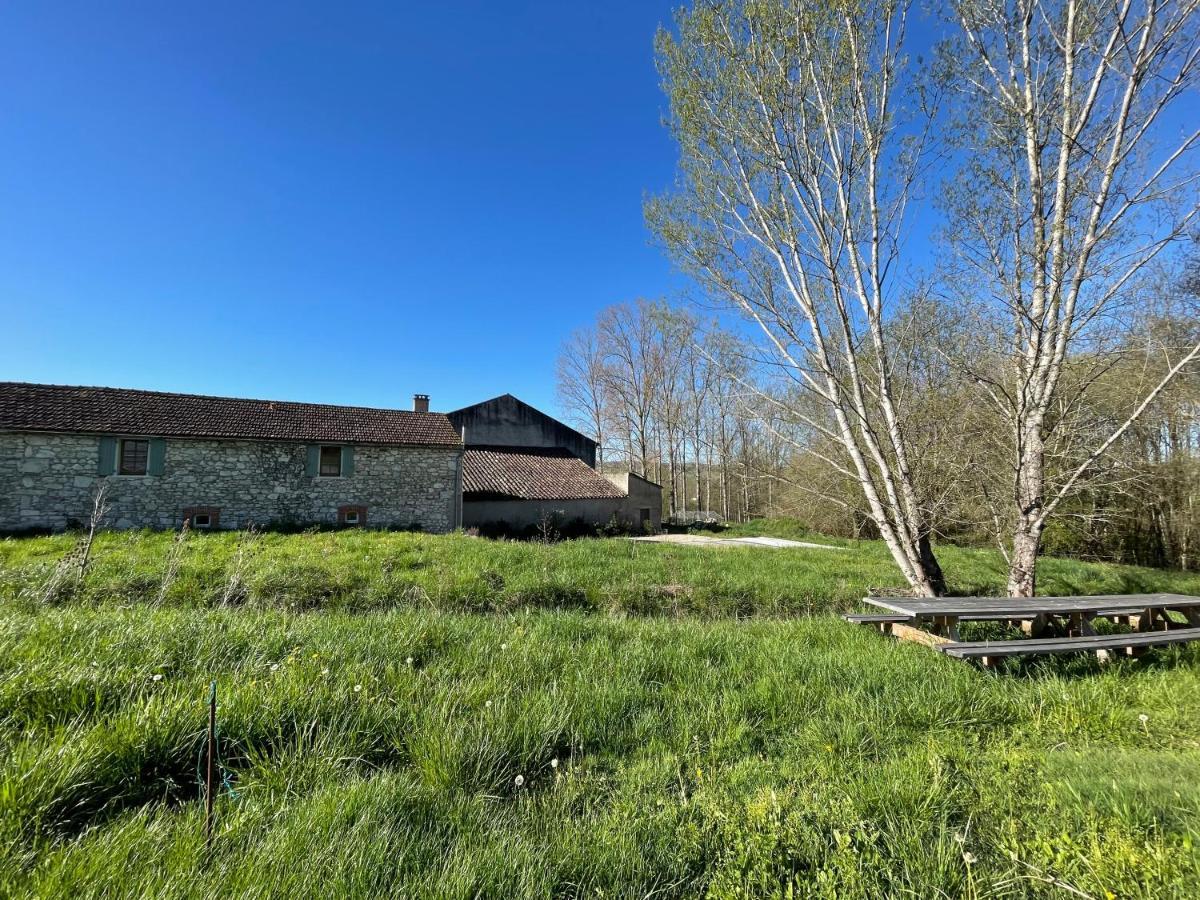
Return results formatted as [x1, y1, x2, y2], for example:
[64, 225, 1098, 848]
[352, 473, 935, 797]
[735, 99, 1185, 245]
[844, 593, 1200, 665]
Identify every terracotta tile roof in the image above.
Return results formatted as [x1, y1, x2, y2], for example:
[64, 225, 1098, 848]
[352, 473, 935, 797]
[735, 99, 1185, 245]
[0, 382, 463, 447]
[462, 446, 626, 500]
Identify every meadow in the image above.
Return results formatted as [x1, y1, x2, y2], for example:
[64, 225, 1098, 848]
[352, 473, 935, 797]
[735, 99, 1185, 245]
[2, 525, 1199, 898]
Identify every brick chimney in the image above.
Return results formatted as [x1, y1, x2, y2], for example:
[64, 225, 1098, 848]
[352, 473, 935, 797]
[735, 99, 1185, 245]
[413, 393, 430, 413]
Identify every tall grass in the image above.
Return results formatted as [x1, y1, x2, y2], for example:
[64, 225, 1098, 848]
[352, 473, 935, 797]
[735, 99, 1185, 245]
[2, 524, 1199, 897]
[1, 607, 1197, 897]
[3, 525, 1199, 617]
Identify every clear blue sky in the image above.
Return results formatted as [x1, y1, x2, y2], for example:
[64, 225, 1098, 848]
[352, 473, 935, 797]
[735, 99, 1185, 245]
[0, 1, 684, 415]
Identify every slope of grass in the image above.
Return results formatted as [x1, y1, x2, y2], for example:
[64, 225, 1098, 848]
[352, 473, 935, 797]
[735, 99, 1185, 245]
[3, 523, 1199, 616]
[3, 523, 1199, 897]
[1, 606, 1198, 899]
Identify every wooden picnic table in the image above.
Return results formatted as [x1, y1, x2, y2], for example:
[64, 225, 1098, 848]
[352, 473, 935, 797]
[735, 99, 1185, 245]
[847, 593, 1200, 665]
[861, 592, 1200, 648]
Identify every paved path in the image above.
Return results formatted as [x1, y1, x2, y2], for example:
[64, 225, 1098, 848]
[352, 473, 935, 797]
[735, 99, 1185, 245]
[630, 533, 843, 551]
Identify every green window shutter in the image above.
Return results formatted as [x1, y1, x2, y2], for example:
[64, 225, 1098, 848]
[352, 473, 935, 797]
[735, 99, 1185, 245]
[305, 445, 320, 477]
[148, 438, 166, 476]
[341, 446, 355, 477]
[97, 436, 116, 475]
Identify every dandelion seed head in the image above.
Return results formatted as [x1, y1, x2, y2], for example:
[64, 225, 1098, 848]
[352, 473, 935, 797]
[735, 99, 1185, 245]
[550, 758, 559, 769]
[953, 831, 966, 844]
[406, 656, 414, 666]
[354, 684, 363, 693]
[500, 643, 508, 651]
[485, 700, 493, 708]
[514, 774, 525, 788]
[1139, 713, 1149, 723]
[962, 852, 977, 865]
[151, 673, 163, 682]
[270, 663, 280, 672]
[321, 667, 330, 676]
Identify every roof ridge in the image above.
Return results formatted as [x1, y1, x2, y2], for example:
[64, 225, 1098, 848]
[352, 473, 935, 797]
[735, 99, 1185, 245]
[0, 382, 463, 446]
[0, 381, 440, 417]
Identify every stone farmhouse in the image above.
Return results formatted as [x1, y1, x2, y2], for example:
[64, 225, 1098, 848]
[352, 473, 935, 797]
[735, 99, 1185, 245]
[0, 382, 661, 534]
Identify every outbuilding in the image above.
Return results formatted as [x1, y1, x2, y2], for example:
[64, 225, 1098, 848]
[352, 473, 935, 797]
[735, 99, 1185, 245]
[448, 394, 662, 534]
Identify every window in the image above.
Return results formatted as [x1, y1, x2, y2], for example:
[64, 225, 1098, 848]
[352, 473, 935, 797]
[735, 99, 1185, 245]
[338, 505, 367, 527]
[119, 439, 149, 475]
[319, 445, 342, 477]
[183, 507, 220, 530]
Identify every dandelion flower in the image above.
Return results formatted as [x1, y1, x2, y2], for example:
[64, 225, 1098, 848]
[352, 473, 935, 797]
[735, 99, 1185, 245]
[151, 673, 164, 682]
[514, 774, 525, 788]
[354, 684, 363, 693]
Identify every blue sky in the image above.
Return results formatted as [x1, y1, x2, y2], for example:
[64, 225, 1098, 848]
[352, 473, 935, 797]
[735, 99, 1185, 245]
[0, 1, 685, 414]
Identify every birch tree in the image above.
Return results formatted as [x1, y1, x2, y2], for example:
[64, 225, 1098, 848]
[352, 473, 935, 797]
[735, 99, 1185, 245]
[943, 0, 1200, 595]
[647, 0, 949, 593]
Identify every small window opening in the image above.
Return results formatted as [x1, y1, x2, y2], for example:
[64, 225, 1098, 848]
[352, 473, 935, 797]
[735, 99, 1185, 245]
[319, 445, 342, 477]
[191, 513, 212, 529]
[343, 510, 360, 525]
[119, 438, 149, 475]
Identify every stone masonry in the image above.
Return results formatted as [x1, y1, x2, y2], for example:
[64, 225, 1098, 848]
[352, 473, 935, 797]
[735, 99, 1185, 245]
[0, 432, 462, 532]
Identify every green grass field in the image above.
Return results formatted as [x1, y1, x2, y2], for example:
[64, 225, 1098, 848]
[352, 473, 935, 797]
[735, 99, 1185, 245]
[2, 524, 1199, 897]
[4, 525, 1200, 615]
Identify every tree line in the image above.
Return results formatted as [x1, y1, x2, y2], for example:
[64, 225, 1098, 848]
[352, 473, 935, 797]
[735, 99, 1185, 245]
[556, 299, 792, 523]
[561, 0, 1200, 598]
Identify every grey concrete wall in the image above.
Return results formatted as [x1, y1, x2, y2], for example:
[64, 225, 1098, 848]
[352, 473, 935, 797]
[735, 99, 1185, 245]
[463, 476, 662, 534]
[0, 431, 462, 532]
[448, 395, 597, 467]
[603, 472, 663, 531]
[462, 497, 629, 532]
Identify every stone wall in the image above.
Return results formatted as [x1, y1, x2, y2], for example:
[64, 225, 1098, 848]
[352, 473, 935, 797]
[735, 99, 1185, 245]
[0, 432, 462, 532]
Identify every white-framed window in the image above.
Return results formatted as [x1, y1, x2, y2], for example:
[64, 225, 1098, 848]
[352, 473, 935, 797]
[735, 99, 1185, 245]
[343, 510, 360, 525]
[319, 445, 342, 477]
[119, 438, 149, 475]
